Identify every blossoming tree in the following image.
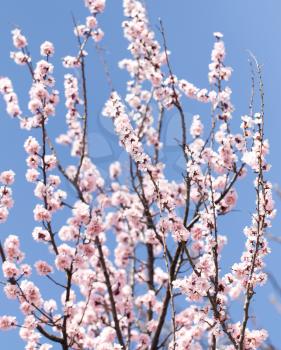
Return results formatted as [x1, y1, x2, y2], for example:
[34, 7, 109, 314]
[0, 0, 275, 349]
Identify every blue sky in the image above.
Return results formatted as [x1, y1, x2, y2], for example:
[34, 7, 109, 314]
[0, 0, 280, 348]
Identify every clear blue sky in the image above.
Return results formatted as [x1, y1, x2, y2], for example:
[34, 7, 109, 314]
[0, 0, 280, 348]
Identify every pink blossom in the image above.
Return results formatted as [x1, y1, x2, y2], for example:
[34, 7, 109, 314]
[0, 78, 21, 117]
[213, 31, 223, 39]
[32, 227, 51, 242]
[10, 51, 31, 65]
[26, 169, 40, 182]
[26, 155, 40, 169]
[85, 0, 106, 14]
[2, 261, 19, 279]
[190, 115, 203, 138]
[20, 280, 42, 307]
[72, 201, 90, 224]
[11, 28, 27, 48]
[3, 235, 22, 261]
[44, 155, 57, 170]
[92, 28, 104, 42]
[40, 41, 55, 57]
[43, 299, 57, 313]
[0, 207, 9, 223]
[33, 204, 51, 222]
[74, 24, 88, 37]
[109, 161, 121, 179]
[4, 284, 18, 299]
[0, 316, 17, 330]
[34, 260, 53, 275]
[55, 252, 73, 271]
[58, 225, 79, 241]
[63, 56, 81, 68]
[0, 170, 15, 185]
[20, 264, 32, 277]
[86, 16, 97, 28]
[39, 344, 53, 350]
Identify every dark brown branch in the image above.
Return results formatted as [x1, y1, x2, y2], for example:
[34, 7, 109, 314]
[95, 237, 125, 348]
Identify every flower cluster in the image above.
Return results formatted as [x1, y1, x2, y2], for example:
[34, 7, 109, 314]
[0, 170, 15, 223]
[120, 0, 165, 86]
[63, 0, 106, 69]
[56, 74, 85, 157]
[10, 28, 30, 65]
[103, 91, 152, 171]
[0, 77, 21, 117]
[0, 0, 275, 349]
